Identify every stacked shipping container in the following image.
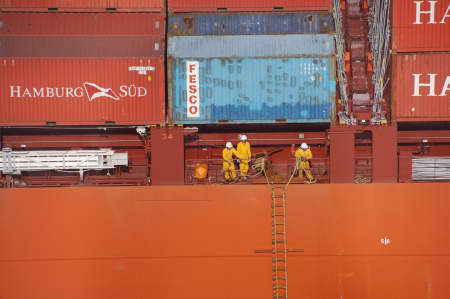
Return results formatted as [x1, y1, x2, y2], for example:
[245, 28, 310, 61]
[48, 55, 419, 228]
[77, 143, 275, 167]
[0, 1, 338, 126]
[167, 8, 336, 124]
[391, 0, 450, 122]
[0, 8, 166, 125]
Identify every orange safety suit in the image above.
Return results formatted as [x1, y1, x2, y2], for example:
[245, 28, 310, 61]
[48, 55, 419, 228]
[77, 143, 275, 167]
[295, 148, 314, 181]
[237, 141, 251, 176]
[223, 147, 238, 181]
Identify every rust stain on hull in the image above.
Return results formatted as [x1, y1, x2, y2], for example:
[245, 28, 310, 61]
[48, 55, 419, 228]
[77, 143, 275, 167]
[1, 184, 450, 298]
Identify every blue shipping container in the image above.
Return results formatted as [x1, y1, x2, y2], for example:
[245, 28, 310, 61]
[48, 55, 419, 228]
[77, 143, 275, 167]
[168, 34, 335, 58]
[168, 57, 336, 124]
[168, 12, 334, 36]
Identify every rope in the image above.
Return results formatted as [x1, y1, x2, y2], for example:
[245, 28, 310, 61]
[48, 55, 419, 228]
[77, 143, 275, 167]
[230, 152, 310, 188]
[354, 176, 371, 184]
[259, 157, 300, 189]
[246, 157, 265, 178]
[222, 157, 264, 182]
[284, 158, 300, 188]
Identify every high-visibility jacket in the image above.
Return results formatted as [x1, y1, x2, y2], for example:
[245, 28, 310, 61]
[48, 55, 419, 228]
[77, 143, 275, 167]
[223, 148, 238, 162]
[237, 141, 251, 160]
[295, 148, 312, 161]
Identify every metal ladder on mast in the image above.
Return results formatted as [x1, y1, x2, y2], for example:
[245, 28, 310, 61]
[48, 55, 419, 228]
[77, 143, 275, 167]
[271, 185, 288, 299]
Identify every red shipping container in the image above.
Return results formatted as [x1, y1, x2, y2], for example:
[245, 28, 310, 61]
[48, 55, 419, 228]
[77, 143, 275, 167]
[0, 13, 165, 57]
[392, 0, 450, 52]
[0, 13, 165, 36]
[168, 0, 332, 12]
[0, 58, 165, 126]
[392, 53, 450, 122]
[0, 0, 165, 12]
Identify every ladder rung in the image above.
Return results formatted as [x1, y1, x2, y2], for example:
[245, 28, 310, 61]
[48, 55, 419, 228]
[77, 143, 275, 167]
[272, 258, 285, 262]
[273, 214, 285, 217]
[271, 186, 284, 190]
[273, 286, 287, 289]
[272, 240, 285, 244]
[272, 195, 284, 199]
[273, 248, 286, 252]
[273, 268, 286, 271]
[272, 276, 287, 280]
[272, 222, 285, 225]
[272, 204, 285, 207]
[272, 232, 286, 235]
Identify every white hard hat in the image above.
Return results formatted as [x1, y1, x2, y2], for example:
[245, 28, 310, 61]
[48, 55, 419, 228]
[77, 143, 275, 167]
[226, 142, 233, 148]
[301, 142, 308, 149]
[240, 135, 247, 141]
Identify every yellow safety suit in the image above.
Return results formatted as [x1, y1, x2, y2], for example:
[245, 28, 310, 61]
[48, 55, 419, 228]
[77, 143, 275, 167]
[237, 141, 251, 176]
[223, 147, 238, 181]
[295, 148, 314, 181]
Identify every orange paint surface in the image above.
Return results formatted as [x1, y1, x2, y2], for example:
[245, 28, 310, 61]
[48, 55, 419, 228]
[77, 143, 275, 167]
[1, 184, 450, 298]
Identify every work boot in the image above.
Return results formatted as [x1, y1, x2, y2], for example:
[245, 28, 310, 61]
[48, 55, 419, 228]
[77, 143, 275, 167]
[307, 178, 317, 184]
[241, 175, 248, 181]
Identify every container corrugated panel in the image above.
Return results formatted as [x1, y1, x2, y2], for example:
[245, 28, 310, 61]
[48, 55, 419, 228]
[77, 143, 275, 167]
[0, 13, 165, 57]
[0, 13, 165, 36]
[392, 53, 450, 122]
[168, 35, 335, 58]
[0, 0, 165, 12]
[168, 57, 336, 124]
[168, 0, 332, 12]
[1, 36, 163, 57]
[392, 0, 450, 52]
[168, 12, 334, 36]
[0, 58, 165, 126]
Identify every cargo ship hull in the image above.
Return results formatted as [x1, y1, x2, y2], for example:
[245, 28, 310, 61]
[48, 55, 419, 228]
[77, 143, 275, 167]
[1, 184, 450, 299]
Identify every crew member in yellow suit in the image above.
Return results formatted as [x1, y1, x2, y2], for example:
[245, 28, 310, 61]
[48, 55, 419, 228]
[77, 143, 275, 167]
[223, 141, 238, 183]
[294, 142, 316, 183]
[237, 135, 251, 180]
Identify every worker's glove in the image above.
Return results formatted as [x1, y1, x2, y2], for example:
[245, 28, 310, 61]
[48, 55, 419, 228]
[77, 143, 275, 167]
[248, 158, 251, 163]
[237, 159, 241, 163]
[301, 157, 307, 162]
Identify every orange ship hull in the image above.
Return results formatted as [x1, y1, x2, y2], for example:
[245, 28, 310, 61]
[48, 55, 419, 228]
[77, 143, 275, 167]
[1, 184, 450, 299]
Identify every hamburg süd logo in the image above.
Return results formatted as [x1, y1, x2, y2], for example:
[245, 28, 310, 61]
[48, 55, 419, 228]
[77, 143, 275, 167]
[83, 82, 120, 102]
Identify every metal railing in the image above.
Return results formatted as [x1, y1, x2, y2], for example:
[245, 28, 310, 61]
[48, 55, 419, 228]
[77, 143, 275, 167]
[185, 158, 329, 184]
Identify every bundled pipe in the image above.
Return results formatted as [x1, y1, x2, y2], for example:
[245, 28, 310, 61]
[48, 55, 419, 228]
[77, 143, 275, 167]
[412, 157, 450, 181]
[368, 0, 391, 119]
